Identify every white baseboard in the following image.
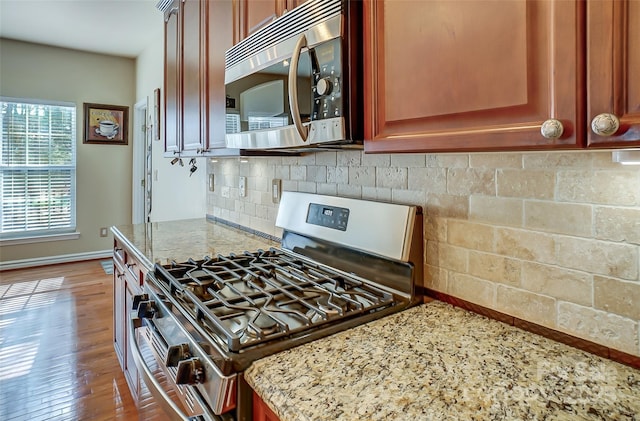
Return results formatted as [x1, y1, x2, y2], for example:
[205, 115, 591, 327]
[0, 250, 112, 271]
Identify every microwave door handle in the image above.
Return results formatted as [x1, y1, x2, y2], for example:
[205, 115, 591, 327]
[288, 34, 309, 142]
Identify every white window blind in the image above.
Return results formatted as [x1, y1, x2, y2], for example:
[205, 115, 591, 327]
[1, 98, 77, 239]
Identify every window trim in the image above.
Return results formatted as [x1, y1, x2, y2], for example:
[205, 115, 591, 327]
[0, 96, 78, 240]
[0, 231, 81, 246]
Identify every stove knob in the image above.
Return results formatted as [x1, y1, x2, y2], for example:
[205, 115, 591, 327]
[166, 343, 191, 367]
[136, 300, 156, 319]
[132, 294, 149, 310]
[176, 357, 205, 385]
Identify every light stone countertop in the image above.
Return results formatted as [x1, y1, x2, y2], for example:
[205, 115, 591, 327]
[245, 301, 640, 421]
[111, 217, 279, 270]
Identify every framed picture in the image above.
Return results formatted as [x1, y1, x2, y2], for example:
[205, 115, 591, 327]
[83, 102, 129, 145]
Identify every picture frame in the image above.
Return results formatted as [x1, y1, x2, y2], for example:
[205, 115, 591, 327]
[83, 102, 129, 145]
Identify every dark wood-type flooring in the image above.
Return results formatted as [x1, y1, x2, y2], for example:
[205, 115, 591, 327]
[0, 260, 164, 421]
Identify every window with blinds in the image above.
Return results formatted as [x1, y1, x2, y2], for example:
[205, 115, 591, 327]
[0, 98, 77, 239]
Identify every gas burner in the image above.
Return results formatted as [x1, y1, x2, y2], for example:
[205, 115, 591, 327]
[246, 313, 280, 338]
[182, 281, 218, 301]
[315, 294, 348, 316]
[241, 272, 268, 289]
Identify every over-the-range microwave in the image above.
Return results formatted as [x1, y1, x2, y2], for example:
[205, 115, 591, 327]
[224, 0, 363, 150]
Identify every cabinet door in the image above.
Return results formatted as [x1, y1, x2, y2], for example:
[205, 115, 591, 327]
[182, 0, 208, 152]
[164, 0, 181, 154]
[124, 279, 141, 399]
[208, 0, 234, 149]
[253, 390, 280, 421]
[237, 0, 285, 42]
[586, 0, 640, 147]
[285, 0, 306, 12]
[113, 262, 126, 369]
[363, 0, 583, 153]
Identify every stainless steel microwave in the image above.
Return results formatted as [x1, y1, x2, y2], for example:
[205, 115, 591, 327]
[224, 0, 362, 150]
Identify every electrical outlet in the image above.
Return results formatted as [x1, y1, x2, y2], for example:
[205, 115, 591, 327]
[239, 176, 246, 197]
[272, 179, 282, 203]
[100, 227, 108, 237]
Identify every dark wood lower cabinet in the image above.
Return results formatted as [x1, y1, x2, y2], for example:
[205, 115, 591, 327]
[113, 237, 150, 408]
[253, 390, 281, 421]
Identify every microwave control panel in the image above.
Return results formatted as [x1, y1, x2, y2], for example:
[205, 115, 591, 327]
[311, 38, 342, 121]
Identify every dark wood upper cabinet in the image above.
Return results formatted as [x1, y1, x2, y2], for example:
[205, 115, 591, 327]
[163, 0, 208, 156]
[207, 0, 234, 149]
[163, 0, 180, 155]
[586, 0, 640, 147]
[363, 0, 584, 153]
[235, 0, 308, 44]
[163, 0, 235, 155]
[181, 0, 208, 152]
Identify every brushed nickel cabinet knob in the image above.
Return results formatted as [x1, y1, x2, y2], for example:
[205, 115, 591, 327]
[591, 113, 620, 136]
[540, 119, 564, 139]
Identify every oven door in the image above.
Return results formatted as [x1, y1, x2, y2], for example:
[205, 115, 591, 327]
[128, 281, 237, 420]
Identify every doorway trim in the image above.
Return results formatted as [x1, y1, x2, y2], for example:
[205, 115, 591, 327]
[132, 99, 148, 224]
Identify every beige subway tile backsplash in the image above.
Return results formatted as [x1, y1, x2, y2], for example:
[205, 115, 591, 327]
[496, 169, 555, 199]
[469, 153, 523, 169]
[468, 251, 521, 286]
[594, 206, 640, 245]
[427, 193, 469, 218]
[469, 195, 523, 226]
[557, 301, 639, 355]
[521, 262, 592, 307]
[496, 286, 557, 328]
[376, 167, 408, 189]
[348, 166, 376, 187]
[207, 150, 640, 357]
[408, 167, 447, 193]
[447, 168, 495, 196]
[556, 236, 639, 281]
[447, 220, 494, 252]
[448, 272, 495, 309]
[557, 170, 640, 206]
[495, 227, 556, 264]
[594, 276, 640, 320]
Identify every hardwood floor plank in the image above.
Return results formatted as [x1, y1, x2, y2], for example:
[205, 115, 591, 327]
[0, 260, 164, 420]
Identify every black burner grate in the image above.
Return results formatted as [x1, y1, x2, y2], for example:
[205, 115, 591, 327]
[153, 248, 396, 352]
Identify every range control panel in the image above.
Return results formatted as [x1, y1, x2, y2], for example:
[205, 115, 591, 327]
[306, 203, 349, 231]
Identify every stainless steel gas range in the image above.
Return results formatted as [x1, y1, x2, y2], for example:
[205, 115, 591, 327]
[128, 192, 423, 420]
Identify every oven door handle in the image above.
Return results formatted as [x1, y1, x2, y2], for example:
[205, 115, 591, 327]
[128, 316, 215, 421]
[288, 33, 309, 142]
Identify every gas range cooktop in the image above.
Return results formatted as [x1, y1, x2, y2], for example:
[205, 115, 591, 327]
[153, 248, 399, 353]
[132, 192, 423, 419]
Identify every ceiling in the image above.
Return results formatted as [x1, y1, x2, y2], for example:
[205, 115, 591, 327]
[0, 0, 163, 58]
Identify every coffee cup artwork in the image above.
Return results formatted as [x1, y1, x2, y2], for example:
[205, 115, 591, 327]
[97, 120, 119, 138]
[83, 103, 129, 145]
